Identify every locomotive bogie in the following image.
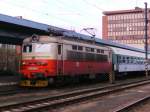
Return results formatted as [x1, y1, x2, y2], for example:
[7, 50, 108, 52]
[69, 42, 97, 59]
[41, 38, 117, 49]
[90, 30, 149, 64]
[20, 80, 48, 87]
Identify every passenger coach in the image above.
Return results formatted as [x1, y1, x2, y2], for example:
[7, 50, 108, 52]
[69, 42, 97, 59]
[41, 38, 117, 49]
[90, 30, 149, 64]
[111, 47, 147, 75]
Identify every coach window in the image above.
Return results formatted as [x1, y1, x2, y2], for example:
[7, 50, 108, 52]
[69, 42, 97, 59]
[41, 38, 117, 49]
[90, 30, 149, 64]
[128, 57, 130, 63]
[72, 45, 77, 50]
[137, 58, 140, 64]
[135, 57, 138, 64]
[136, 58, 138, 64]
[119, 56, 122, 63]
[138, 57, 141, 64]
[126, 57, 129, 63]
[120, 56, 123, 63]
[124, 57, 126, 63]
[130, 57, 133, 63]
[142, 58, 145, 64]
[117, 55, 121, 63]
[140, 58, 143, 64]
[139, 58, 141, 64]
[122, 57, 125, 63]
[133, 57, 137, 64]
[143, 59, 145, 64]
[58, 45, 61, 55]
[132, 57, 134, 64]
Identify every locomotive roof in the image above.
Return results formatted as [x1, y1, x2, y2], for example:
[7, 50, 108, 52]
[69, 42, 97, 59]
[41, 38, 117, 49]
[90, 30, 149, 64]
[24, 31, 145, 54]
[63, 31, 145, 53]
[23, 35, 109, 50]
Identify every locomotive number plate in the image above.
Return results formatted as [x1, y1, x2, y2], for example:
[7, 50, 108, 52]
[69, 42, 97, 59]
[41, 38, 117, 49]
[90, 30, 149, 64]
[28, 67, 38, 70]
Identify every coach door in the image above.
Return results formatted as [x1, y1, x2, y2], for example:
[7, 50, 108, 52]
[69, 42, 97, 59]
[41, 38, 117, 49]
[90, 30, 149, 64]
[57, 44, 63, 75]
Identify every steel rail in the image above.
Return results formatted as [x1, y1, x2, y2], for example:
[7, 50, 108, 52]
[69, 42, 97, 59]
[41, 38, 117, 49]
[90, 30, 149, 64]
[114, 95, 150, 112]
[1, 79, 150, 112]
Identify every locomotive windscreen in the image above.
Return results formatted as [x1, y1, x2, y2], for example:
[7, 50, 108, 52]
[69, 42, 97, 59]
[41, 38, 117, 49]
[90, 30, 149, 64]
[23, 45, 32, 53]
[23, 44, 51, 53]
[34, 44, 51, 53]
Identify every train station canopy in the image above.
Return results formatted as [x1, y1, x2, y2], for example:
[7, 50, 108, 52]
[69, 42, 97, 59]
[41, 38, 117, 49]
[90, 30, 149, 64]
[0, 13, 145, 53]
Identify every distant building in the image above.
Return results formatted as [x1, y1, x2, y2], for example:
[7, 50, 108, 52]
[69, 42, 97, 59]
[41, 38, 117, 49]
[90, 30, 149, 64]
[102, 8, 150, 49]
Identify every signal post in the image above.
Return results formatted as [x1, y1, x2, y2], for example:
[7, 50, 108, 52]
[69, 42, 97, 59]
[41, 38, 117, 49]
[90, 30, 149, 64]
[109, 70, 115, 84]
[144, 2, 149, 78]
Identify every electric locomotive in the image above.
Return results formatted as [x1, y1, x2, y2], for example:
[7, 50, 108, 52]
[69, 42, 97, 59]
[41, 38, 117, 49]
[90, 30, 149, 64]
[20, 35, 112, 87]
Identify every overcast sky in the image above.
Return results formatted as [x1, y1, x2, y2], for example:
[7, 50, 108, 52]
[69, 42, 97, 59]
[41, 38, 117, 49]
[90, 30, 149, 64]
[0, 0, 150, 37]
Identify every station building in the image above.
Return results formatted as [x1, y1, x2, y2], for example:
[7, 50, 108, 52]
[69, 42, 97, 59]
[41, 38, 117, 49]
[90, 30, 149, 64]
[0, 44, 19, 72]
[102, 8, 150, 49]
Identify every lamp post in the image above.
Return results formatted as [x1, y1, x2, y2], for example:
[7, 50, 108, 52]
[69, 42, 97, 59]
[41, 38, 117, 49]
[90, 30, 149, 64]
[144, 2, 148, 78]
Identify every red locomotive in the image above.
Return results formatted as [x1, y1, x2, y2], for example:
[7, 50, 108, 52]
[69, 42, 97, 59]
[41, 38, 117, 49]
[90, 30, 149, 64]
[20, 35, 112, 87]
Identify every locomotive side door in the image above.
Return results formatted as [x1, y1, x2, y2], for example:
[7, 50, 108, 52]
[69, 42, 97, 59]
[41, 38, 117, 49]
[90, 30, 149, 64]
[57, 44, 63, 75]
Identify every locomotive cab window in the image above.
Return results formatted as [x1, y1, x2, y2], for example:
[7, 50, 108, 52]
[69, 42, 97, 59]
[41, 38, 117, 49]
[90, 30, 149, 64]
[35, 44, 51, 53]
[23, 45, 32, 53]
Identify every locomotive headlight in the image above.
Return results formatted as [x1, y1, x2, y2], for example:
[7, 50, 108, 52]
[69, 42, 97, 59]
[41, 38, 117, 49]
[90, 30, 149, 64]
[41, 62, 48, 65]
[22, 62, 26, 65]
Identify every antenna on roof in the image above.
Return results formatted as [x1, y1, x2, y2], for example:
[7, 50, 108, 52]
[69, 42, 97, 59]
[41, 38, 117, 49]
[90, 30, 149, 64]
[80, 28, 97, 44]
[81, 28, 96, 38]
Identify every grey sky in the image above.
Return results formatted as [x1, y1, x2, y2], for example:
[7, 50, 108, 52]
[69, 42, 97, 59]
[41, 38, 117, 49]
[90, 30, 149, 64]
[0, 0, 150, 37]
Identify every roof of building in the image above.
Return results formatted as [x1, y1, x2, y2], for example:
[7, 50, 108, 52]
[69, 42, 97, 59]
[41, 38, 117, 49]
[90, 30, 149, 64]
[0, 13, 70, 35]
[103, 8, 150, 15]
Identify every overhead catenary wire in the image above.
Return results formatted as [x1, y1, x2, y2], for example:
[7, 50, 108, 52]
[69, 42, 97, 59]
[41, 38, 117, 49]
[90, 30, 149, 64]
[0, 0, 102, 36]
[2, 0, 101, 20]
[82, 0, 105, 11]
[0, 0, 80, 28]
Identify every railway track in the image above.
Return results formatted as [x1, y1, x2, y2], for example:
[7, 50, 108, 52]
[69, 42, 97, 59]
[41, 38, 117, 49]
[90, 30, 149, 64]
[0, 82, 18, 96]
[115, 95, 150, 112]
[1, 79, 150, 112]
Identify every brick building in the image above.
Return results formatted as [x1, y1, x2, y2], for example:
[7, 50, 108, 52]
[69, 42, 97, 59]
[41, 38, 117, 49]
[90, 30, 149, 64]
[102, 8, 150, 49]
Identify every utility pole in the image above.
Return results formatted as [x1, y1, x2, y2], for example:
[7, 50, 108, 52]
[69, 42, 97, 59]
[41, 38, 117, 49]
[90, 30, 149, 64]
[144, 2, 148, 78]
